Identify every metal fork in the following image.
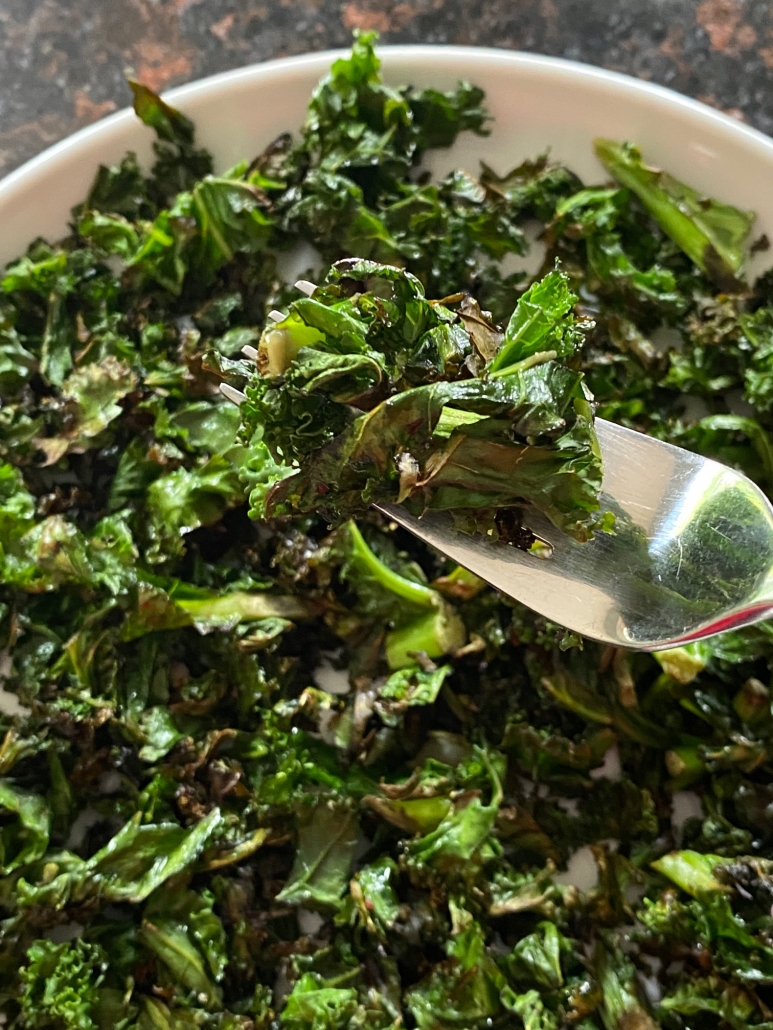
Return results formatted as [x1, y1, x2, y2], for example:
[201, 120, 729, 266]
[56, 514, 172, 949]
[377, 419, 773, 651]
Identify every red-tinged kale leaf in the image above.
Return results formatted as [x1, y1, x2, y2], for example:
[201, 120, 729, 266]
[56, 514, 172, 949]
[264, 367, 607, 541]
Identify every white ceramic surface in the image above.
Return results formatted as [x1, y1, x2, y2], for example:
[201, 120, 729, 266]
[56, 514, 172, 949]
[1, 47, 773, 278]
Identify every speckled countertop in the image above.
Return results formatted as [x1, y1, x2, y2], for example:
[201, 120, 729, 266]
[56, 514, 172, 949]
[1, 0, 772, 178]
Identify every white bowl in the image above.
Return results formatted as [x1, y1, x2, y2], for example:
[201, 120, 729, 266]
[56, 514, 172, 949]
[1, 46, 773, 278]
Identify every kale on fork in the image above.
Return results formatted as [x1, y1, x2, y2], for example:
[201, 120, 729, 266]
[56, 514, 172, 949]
[239, 259, 612, 545]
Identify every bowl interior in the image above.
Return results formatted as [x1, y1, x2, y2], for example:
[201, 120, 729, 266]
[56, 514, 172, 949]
[1, 47, 772, 277]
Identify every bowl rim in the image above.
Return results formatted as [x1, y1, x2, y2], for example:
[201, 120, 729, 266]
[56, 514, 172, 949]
[3, 44, 773, 201]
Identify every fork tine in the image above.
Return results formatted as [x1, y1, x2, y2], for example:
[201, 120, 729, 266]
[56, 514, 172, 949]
[294, 279, 317, 296]
[220, 383, 246, 406]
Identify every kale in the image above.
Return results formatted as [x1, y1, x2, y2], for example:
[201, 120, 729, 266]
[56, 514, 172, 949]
[18, 940, 107, 1030]
[595, 139, 754, 292]
[241, 260, 609, 544]
[2, 28, 773, 1030]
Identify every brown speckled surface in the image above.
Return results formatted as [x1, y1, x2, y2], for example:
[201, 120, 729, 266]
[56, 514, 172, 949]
[1, 0, 773, 178]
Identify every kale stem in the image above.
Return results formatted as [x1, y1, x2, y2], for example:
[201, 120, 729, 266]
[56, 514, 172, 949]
[488, 349, 558, 378]
[385, 606, 467, 670]
[346, 522, 439, 610]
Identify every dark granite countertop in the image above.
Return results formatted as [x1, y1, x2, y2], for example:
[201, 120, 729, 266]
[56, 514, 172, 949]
[1, 0, 772, 178]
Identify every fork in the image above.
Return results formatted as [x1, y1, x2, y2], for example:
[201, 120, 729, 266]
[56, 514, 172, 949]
[222, 290, 773, 651]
